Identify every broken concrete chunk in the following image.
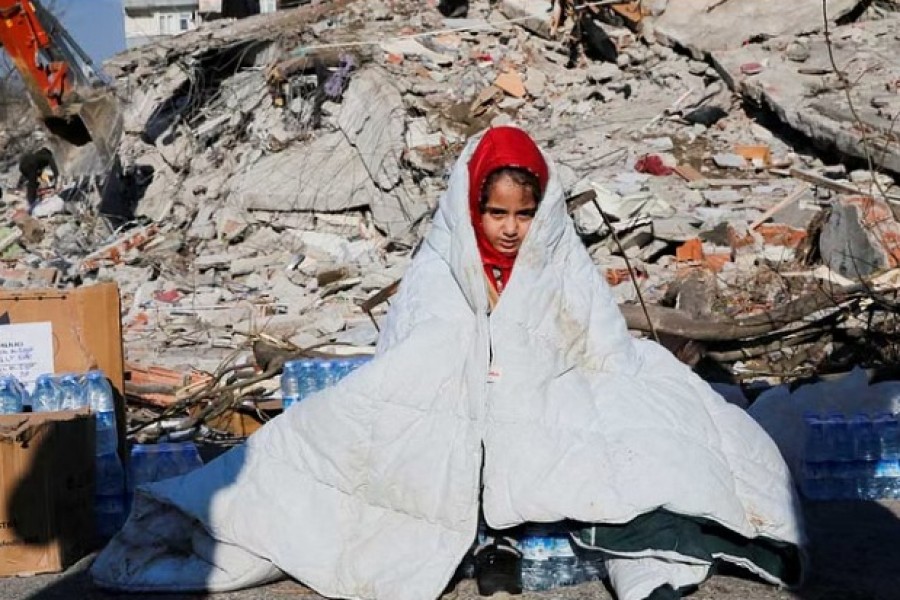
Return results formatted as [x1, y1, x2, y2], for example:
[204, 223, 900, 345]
[380, 38, 453, 67]
[406, 118, 444, 149]
[216, 205, 251, 243]
[703, 189, 744, 205]
[495, 72, 526, 98]
[820, 196, 900, 278]
[499, 0, 552, 39]
[122, 62, 190, 136]
[524, 67, 547, 97]
[653, 217, 702, 242]
[712, 153, 747, 169]
[229, 131, 382, 212]
[586, 62, 621, 84]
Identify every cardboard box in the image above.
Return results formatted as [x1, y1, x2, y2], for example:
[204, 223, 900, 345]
[0, 282, 126, 453]
[0, 409, 95, 577]
[0, 282, 124, 395]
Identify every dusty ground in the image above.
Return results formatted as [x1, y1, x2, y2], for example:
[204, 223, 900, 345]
[4, 500, 898, 600]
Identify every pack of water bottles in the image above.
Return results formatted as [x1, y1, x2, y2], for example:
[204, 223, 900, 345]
[128, 442, 204, 496]
[803, 410, 900, 501]
[461, 524, 605, 591]
[280, 356, 373, 410]
[518, 525, 606, 591]
[0, 372, 97, 414]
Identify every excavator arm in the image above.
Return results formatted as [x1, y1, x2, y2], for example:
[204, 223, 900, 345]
[0, 0, 122, 176]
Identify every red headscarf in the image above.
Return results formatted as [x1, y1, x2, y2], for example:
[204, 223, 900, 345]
[468, 127, 549, 293]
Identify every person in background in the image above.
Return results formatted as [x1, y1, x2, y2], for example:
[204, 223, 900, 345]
[18, 147, 58, 212]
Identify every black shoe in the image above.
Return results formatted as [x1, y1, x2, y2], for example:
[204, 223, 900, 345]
[474, 537, 522, 596]
[646, 584, 681, 600]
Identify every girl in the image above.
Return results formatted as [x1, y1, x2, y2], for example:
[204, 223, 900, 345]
[93, 127, 803, 600]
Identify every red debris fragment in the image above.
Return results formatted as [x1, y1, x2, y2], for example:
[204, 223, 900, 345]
[635, 154, 673, 176]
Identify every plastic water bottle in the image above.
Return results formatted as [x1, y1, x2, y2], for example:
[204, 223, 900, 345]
[802, 412, 831, 500]
[58, 374, 88, 410]
[0, 376, 23, 414]
[874, 457, 900, 499]
[85, 370, 117, 455]
[578, 551, 607, 583]
[281, 360, 302, 410]
[824, 412, 854, 499]
[336, 359, 355, 380]
[31, 374, 61, 412]
[549, 531, 578, 588]
[318, 360, 338, 389]
[95, 452, 126, 541]
[850, 413, 879, 499]
[875, 413, 900, 460]
[873, 413, 900, 499]
[298, 359, 318, 399]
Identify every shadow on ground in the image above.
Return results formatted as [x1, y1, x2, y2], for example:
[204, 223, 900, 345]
[5, 498, 900, 600]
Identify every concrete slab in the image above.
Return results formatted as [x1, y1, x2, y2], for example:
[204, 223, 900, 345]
[712, 17, 900, 174]
[652, 0, 864, 57]
[338, 68, 405, 191]
[228, 131, 383, 212]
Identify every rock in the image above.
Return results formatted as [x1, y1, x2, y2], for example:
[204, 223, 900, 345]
[786, 41, 811, 63]
[688, 60, 708, 76]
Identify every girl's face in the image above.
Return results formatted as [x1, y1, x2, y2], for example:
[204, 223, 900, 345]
[480, 173, 538, 257]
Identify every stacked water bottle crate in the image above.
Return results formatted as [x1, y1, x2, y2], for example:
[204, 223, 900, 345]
[84, 371, 128, 540]
[281, 356, 373, 410]
[803, 410, 900, 500]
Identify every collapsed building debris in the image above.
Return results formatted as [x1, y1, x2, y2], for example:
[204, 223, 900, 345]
[3, 0, 900, 440]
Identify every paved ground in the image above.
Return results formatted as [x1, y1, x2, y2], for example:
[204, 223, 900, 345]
[4, 501, 898, 600]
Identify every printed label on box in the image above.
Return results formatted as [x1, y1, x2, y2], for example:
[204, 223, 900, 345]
[0, 322, 54, 388]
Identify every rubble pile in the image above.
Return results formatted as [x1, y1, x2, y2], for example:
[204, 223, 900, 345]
[3, 0, 900, 434]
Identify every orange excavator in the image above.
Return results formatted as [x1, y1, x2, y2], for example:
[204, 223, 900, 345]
[0, 0, 121, 176]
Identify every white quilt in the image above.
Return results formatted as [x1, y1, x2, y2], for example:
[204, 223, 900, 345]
[92, 131, 804, 599]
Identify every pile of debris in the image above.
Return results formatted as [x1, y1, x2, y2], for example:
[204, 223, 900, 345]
[2, 0, 900, 438]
